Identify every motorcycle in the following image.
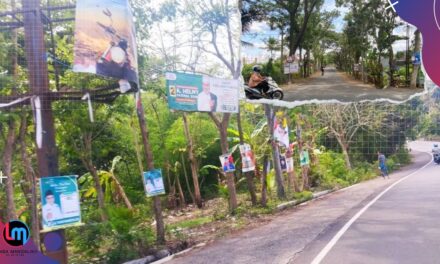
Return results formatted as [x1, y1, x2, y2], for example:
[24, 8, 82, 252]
[96, 8, 137, 83]
[245, 77, 284, 100]
[434, 153, 440, 165]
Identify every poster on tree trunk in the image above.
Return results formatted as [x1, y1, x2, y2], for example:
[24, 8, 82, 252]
[239, 144, 255, 172]
[40, 176, 82, 232]
[73, 0, 138, 86]
[143, 169, 166, 197]
[274, 118, 289, 147]
[286, 157, 294, 173]
[300, 150, 310, 167]
[220, 154, 236, 173]
[280, 154, 287, 172]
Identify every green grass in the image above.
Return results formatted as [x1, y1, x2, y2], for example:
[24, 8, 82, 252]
[169, 216, 213, 230]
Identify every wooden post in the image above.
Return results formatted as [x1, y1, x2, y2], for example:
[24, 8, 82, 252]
[22, 0, 67, 262]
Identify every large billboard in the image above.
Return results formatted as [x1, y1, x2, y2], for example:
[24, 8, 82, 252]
[73, 0, 138, 84]
[166, 72, 239, 113]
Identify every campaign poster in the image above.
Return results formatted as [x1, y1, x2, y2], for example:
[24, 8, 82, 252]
[73, 0, 138, 84]
[286, 157, 294, 173]
[239, 144, 255, 172]
[40, 176, 82, 232]
[274, 118, 289, 147]
[280, 154, 287, 172]
[220, 154, 236, 173]
[166, 72, 239, 113]
[143, 169, 166, 197]
[300, 150, 310, 167]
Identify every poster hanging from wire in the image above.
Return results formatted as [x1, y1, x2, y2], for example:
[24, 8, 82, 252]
[40, 176, 82, 232]
[73, 0, 138, 85]
[166, 72, 239, 113]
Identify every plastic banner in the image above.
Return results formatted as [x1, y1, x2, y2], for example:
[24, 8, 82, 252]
[143, 169, 166, 197]
[73, 0, 138, 84]
[40, 176, 82, 232]
[239, 144, 256, 172]
[220, 154, 236, 173]
[166, 72, 239, 113]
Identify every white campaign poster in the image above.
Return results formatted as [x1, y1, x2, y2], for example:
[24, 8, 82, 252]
[207, 76, 239, 113]
[286, 157, 294, 173]
[239, 144, 256, 172]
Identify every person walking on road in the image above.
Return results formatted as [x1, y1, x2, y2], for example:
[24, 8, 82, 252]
[378, 152, 389, 179]
[321, 66, 325, 76]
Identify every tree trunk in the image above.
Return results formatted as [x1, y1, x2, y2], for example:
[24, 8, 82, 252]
[388, 45, 396, 87]
[82, 133, 107, 221]
[136, 93, 165, 244]
[182, 113, 202, 208]
[110, 171, 133, 209]
[18, 113, 40, 248]
[410, 30, 421, 88]
[264, 105, 285, 199]
[237, 110, 257, 206]
[180, 153, 194, 205]
[338, 140, 352, 170]
[209, 113, 237, 213]
[261, 156, 269, 207]
[175, 171, 186, 208]
[285, 150, 298, 193]
[2, 119, 17, 221]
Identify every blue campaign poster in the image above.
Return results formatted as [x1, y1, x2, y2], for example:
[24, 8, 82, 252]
[143, 169, 166, 197]
[40, 176, 82, 232]
[166, 72, 203, 112]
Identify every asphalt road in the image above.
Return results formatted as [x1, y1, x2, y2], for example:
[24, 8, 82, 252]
[167, 141, 435, 264]
[283, 68, 424, 102]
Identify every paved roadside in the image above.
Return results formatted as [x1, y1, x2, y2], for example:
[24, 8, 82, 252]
[282, 68, 423, 102]
[167, 150, 432, 264]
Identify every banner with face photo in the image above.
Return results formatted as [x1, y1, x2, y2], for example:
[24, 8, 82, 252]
[143, 169, 166, 197]
[220, 154, 236, 173]
[40, 176, 82, 232]
[73, 0, 138, 84]
[166, 72, 239, 113]
[274, 118, 289, 147]
[280, 154, 287, 172]
[239, 144, 256, 172]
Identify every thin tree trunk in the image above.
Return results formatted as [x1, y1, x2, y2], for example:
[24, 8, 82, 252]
[110, 171, 133, 209]
[18, 113, 40, 248]
[82, 133, 107, 221]
[410, 30, 421, 88]
[237, 110, 257, 206]
[180, 152, 195, 205]
[182, 113, 202, 208]
[175, 171, 186, 208]
[136, 93, 165, 244]
[2, 119, 17, 221]
[264, 105, 285, 199]
[209, 113, 238, 213]
[261, 156, 269, 207]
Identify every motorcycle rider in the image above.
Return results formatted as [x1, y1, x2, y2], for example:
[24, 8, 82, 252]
[248, 65, 269, 95]
[432, 144, 440, 154]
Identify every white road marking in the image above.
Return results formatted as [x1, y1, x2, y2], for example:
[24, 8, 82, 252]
[311, 153, 434, 264]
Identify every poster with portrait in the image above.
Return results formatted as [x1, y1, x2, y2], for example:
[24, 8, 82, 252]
[286, 157, 294, 173]
[274, 118, 289, 147]
[73, 0, 138, 85]
[40, 176, 82, 232]
[166, 72, 239, 113]
[143, 169, 166, 197]
[239, 144, 255, 172]
[300, 150, 310, 167]
[280, 154, 287, 172]
[220, 154, 236, 173]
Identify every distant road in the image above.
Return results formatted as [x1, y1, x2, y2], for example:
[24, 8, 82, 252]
[283, 68, 424, 102]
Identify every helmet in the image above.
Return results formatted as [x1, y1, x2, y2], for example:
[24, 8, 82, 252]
[253, 65, 262, 73]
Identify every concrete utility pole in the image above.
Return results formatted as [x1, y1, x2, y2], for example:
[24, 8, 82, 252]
[22, 0, 67, 262]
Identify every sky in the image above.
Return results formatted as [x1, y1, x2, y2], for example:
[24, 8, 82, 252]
[241, 0, 416, 63]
